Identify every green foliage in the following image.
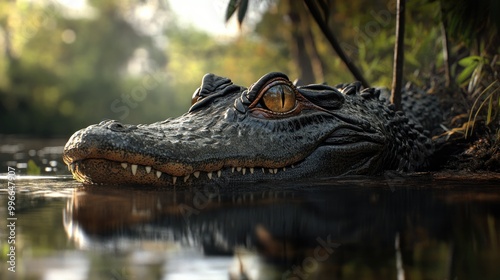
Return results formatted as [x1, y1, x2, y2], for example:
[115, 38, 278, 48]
[256, 0, 444, 87]
[436, 54, 499, 140]
[439, 0, 500, 49]
[0, 0, 167, 136]
[0, 0, 294, 136]
[457, 56, 488, 87]
[465, 81, 500, 137]
[325, 0, 442, 87]
[165, 24, 292, 90]
[455, 54, 500, 137]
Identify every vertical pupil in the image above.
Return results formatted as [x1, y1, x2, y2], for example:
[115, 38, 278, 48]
[261, 84, 296, 113]
[280, 86, 285, 109]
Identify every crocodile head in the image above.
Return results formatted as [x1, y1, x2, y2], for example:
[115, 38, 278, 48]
[63, 72, 432, 186]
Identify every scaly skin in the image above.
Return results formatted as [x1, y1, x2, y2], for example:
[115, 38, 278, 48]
[63, 72, 436, 186]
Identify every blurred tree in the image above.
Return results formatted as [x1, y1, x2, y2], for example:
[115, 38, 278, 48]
[252, 0, 444, 87]
[0, 0, 167, 136]
[438, 0, 499, 55]
[230, 0, 498, 94]
[2, 0, 497, 138]
[165, 23, 292, 91]
[0, 0, 293, 136]
[287, 0, 324, 84]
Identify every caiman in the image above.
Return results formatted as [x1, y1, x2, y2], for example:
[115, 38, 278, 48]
[63, 72, 440, 186]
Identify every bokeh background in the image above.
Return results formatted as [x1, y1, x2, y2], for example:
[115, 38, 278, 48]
[0, 0, 455, 136]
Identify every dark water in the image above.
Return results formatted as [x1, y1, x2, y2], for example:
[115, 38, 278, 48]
[1, 139, 500, 280]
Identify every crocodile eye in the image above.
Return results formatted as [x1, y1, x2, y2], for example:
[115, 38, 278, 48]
[247, 75, 300, 116]
[261, 84, 296, 113]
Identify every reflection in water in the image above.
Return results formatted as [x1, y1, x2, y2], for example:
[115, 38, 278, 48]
[55, 177, 500, 279]
[0, 175, 498, 279]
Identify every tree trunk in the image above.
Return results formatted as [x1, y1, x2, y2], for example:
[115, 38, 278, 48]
[288, 0, 316, 84]
[440, 3, 452, 88]
[302, 10, 325, 83]
[390, 0, 405, 111]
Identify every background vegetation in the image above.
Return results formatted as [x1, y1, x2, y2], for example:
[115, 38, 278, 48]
[0, 0, 498, 137]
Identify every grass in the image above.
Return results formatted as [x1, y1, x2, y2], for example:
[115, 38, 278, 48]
[465, 80, 500, 138]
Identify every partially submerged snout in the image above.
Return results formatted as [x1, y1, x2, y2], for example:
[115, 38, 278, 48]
[63, 72, 431, 186]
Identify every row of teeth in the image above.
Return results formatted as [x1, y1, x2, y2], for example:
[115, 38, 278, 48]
[68, 162, 295, 184]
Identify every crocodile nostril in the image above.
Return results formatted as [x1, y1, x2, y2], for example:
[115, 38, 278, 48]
[107, 122, 138, 132]
[108, 122, 126, 132]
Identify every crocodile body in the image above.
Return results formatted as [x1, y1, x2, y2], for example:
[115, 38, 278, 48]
[63, 72, 439, 186]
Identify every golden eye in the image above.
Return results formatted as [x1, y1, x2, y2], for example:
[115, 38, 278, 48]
[262, 84, 296, 113]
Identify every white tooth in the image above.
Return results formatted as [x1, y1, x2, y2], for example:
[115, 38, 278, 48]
[237, 167, 242, 172]
[173, 176, 177, 184]
[291, 165, 295, 168]
[193, 171, 200, 178]
[217, 170, 222, 177]
[145, 166, 152, 173]
[156, 171, 162, 178]
[274, 168, 278, 174]
[231, 167, 235, 173]
[250, 168, 254, 174]
[283, 167, 286, 171]
[131, 164, 138, 175]
[121, 162, 128, 169]
[184, 174, 190, 182]
[269, 168, 273, 173]
[208, 172, 213, 179]
[262, 168, 265, 173]
[242, 168, 246, 175]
